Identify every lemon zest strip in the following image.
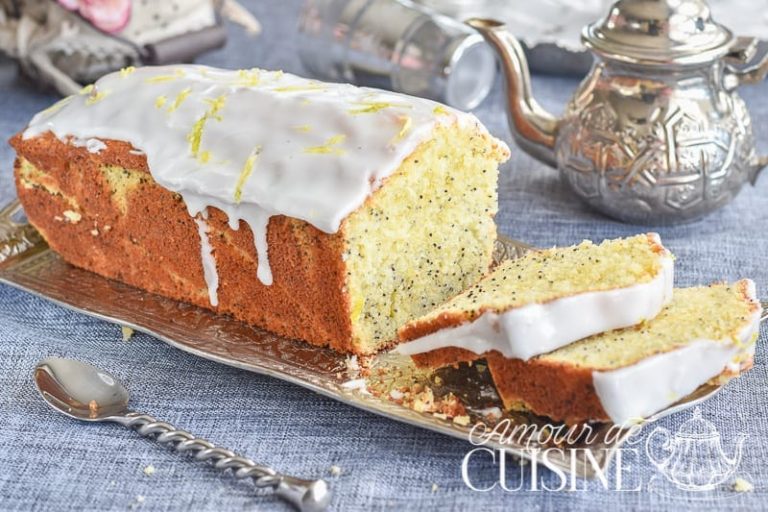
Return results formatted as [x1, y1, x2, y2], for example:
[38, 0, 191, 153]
[234, 146, 262, 203]
[305, 134, 346, 155]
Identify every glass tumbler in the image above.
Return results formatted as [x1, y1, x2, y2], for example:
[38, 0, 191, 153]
[297, 0, 497, 110]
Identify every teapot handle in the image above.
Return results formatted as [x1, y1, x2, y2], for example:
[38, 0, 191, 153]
[724, 37, 768, 87]
[645, 426, 673, 469]
[724, 37, 768, 183]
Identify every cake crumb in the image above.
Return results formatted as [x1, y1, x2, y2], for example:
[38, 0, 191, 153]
[453, 415, 471, 426]
[346, 355, 360, 372]
[431, 483, 439, 493]
[341, 378, 367, 391]
[130, 495, 145, 509]
[411, 387, 435, 413]
[62, 210, 82, 223]
[476, 407, 502, 420]
[367, 363, 467, 420]
[121, 326, 135, 341]
[329, 465, 342, 477]
[732, 477, 754, 492]
[355, 355, 374, 376]
[90, 228, 99, 236]
[143, 465, 155, 476]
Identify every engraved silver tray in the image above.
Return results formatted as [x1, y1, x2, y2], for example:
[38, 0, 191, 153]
[1, 199, 764, 478]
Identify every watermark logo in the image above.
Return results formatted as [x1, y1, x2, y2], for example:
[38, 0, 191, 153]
[646, 407, 747, 495]
[462, 417, 646, 492]
[461, 407, 750, 495]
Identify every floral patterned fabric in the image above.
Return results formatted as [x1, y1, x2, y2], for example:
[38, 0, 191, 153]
[57, 0, 132, 33]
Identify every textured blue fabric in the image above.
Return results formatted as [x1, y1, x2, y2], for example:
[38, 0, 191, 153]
[1, 1, 767, 510]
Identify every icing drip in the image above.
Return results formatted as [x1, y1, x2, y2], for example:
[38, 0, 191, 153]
[22, 65, 490, 287]
[194, 213, 220, 307]
[71, 137, 107, 153]
[183, 192, 274, 285]
[250, 210, 272, 286]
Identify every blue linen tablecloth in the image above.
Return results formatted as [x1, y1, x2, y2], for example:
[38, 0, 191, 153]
[1, 1, 767, 510]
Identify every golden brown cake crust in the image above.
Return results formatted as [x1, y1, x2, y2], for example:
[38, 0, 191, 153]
[398, 311, 471, 343]
[484, 351, 610, 424]
[415, 347, 752, 425]
[410, 346, 610, 424]
[486, 352, 753, 425]
[410, 347, 482, 368]
[11, 132, 359, 353]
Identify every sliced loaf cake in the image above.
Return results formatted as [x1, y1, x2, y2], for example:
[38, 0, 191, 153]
[13, 65, 510, 354]
[396, 233, 673, 363]
[486, 281, 761, 425]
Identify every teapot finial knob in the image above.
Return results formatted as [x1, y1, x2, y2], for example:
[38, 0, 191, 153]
[582, 0, 734, 66]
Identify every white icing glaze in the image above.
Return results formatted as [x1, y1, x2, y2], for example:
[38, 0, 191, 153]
[395, 247, 674, 360]
[592, 280, 762, 426]
[341, 379, 369, 393]
[473, 406, 503, 419]
[194, 214, 219, 306]
[71, 137, 107, 154]
[23, 65, 490, 286]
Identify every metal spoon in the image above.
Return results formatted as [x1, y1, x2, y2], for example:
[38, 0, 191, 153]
[34, 357, 331, 512]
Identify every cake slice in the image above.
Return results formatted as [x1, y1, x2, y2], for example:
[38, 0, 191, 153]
[396, 233, 674, 363]
[12, 65, 509, 354]
[486, 281, 762, 425]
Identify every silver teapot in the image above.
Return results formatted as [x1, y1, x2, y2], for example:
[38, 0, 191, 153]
[469, 0, 768, 224]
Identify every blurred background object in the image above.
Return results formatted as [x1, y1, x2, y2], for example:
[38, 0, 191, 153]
[297, 0, 496, 110]
[0, 0, 261, 95]
[414, 0, 768, 76]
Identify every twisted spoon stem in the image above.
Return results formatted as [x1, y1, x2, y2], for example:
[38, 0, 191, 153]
[112, 412, 329, 511]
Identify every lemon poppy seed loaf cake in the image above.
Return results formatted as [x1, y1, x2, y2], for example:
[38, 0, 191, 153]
[11, 65, 510, 354]
[486, 281, 761, 425]
[397, 234, 674, 365]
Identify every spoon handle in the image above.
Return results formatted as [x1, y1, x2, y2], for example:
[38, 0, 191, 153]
[113, 412, 330, 512]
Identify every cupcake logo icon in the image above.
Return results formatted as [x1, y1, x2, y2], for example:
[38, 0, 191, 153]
[645, 407, 746, 492]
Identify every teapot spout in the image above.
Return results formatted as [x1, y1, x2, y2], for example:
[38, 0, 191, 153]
[722, 433, 747, 470]
[467, 18, 559, 167]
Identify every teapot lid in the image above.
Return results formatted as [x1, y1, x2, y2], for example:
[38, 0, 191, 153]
[676, 408, 720, 439]
[582, 0, 734, 66]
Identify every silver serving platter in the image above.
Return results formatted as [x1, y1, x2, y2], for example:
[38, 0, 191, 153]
[1, 199, 764, 478]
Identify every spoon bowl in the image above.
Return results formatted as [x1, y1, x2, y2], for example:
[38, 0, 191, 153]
[33, 357, 330, 511]
[35, 357, 130, 421]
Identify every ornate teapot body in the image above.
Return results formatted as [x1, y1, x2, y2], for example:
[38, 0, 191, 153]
[469, 0, 768, 224]
[645, 408, 745, 491]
